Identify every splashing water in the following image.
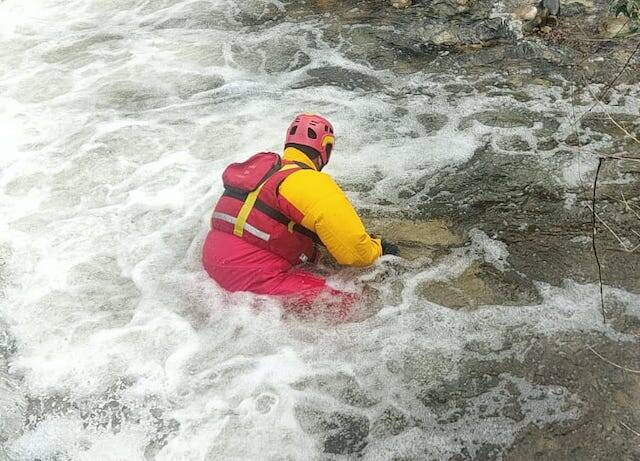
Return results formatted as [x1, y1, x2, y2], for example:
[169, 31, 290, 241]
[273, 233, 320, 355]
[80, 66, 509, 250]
[1, 0, 639, 459]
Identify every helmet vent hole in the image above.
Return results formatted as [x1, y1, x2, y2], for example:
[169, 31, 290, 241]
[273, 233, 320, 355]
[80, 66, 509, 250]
[307, 128, 317, 139]
[329, 127, 334, 133]
[289, 126, 297, 135]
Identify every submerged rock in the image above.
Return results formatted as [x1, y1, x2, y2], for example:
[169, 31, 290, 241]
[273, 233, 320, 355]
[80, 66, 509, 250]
[0, 322, 25, 448]
[418, 262, 542, 308]
[391, 0, 412, 8]
[292, 372, 378, 408]
[370, 406, 414, 438]
[295, 405, 370, 454]
[460, 108, 537, 129]
[291, 66, 383, 91]
[416, 112, 450, 134]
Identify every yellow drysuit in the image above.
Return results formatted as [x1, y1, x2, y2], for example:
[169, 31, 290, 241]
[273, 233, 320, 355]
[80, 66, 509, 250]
[278, 147, 382, 266]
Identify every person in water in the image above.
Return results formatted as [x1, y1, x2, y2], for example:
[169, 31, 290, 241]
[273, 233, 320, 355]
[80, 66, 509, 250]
[202, 113, 398, 310]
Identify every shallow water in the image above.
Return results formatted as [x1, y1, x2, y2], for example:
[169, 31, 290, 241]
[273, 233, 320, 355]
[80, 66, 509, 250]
[1, 0, 639, 459]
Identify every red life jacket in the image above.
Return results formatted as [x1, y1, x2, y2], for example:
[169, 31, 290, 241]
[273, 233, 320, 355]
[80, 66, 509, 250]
[211, 152, 320, 265]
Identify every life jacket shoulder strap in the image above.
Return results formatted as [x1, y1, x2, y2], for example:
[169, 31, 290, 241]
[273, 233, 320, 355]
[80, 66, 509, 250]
[222, 162, 322, 245]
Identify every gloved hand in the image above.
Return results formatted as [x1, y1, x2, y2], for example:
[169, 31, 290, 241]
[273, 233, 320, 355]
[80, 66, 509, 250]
[381, 239, 399, 256]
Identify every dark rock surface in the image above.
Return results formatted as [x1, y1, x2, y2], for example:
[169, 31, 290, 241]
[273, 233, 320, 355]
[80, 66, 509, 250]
[414, 144, 640, 293]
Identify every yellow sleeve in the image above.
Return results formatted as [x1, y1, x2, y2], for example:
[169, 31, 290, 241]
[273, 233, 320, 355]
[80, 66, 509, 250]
[279, 170, 382, 267]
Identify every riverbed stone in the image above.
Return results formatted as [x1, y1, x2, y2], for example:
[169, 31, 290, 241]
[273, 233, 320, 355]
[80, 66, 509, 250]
[537, 138, 559, 150]
[370, 406, 413, 438]
[498, 134, 531, 151]
[418, 262, 542, 308]
[366, 218, 464, 260]
[292, 372, 378, 408]
[460, 108, 538, 129]
[295, 405, 370, 454]
[580, 112, 639, 138]
[96, 80, 170, 112]
[291, 66, 383, 91]
[416, 144, 640, 293]
[416, 112, 450, 134]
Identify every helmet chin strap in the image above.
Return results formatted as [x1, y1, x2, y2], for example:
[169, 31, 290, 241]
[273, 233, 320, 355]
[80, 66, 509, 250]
[314, 156, 326, 171]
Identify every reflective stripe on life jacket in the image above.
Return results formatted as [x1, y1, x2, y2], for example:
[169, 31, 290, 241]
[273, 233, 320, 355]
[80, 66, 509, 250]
[211, 157, 320, 265]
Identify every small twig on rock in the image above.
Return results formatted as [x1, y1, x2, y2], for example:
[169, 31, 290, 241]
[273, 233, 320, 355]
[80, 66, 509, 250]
[597, 154, 640, 163]
[592, 158, 606, 323]
[587, 345, 640, 374]
[596, 39, 640, 102]
[578, 39, 640, 119]
[621, 192, 640, 217]
[621, 192, 640, 222]
[586, 203, 638, 252]
[620, 421, 640, 437]
[584, 85, 640, 145]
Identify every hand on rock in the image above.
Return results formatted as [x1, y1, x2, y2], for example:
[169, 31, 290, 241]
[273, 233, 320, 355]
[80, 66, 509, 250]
[381, 239, 400, 256]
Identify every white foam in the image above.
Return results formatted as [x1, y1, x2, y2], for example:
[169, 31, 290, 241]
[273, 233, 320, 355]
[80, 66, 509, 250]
[2, 0, 639, 458]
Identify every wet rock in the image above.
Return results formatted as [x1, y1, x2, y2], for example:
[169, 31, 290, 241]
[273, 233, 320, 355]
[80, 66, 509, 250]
[0, 244, 12, 301]
[498, 134, 531, 151]
[418, 372, 503, 411]
[292, 372, 378, 408]
[428, 0, 470, 17]
[391, 0, 412, 8]
[541, 0, 561, 16]
[418, 262, 542, 308]
[0, 321, 24, 446]
[165, 72, 225, 99]
[96, 80, 170, 112]
[536, 116, 561, 138]
[230, 37, 312, 74]
[42, 33, 123, 65]
[295, 405, 370, 454]
[24, 394, 76, 429]
[418, 144, 640, 292]
[370, 406, 412, 438]
[366, 218, 464, 260]
[444, 83, 475, 95]
[416, 112, 449, 134]
[601, 16, 632, 38]
[152, 1, 226, 30]
[291, 66, 383, 91]
[144, 409, 181, 459]
[563, 132, 591, 146]
[456, 18, 512, 45]
[561, 1, 586, 15]
[538, 138, 559, 150]
[460, 108, 537, 129]
[580, 112, 638, 138]
[514, 4, 539, 21]
[0, 367, 25, 446]
[505, 333, 640, 460]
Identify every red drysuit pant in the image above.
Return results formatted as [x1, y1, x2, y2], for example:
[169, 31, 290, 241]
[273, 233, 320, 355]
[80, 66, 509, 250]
[202, 230, 354, 316]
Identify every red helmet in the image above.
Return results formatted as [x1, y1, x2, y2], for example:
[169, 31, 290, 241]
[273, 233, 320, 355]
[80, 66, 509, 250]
[284, 114, 335, 170]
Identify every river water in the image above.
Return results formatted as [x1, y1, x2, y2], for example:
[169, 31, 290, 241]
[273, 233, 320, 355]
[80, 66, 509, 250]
[1, 0, 639, 459]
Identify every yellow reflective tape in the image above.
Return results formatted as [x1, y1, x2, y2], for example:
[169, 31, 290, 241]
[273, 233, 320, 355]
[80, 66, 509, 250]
[280, 164, 299, 171]
[288, 221, 295, 233]
[233, 182, 266, 237]
[322, 135, 334, 147]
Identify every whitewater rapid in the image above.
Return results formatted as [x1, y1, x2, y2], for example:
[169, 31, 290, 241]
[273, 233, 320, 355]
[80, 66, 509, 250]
[1, 0, 639, 459]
